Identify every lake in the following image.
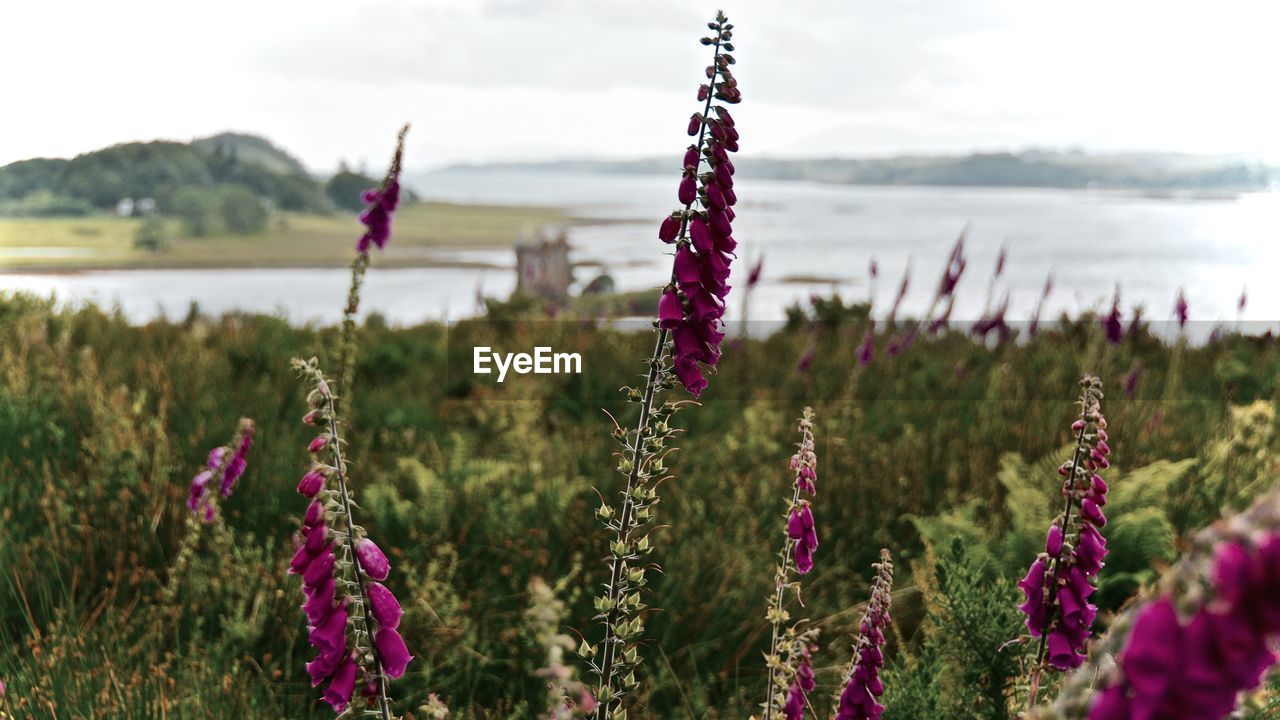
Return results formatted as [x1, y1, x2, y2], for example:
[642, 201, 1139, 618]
[3, 170, 1279, 327]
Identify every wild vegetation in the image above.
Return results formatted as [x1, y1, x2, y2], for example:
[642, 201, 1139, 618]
[4, 10, 1280, 720]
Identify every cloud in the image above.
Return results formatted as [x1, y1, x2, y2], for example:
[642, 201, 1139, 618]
[1, 0, 1277, 170]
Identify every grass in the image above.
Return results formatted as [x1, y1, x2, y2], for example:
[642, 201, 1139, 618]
[1, 291, 1279, 718]
[0, 202, 575, 271]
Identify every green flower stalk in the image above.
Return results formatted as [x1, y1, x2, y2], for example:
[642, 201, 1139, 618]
[832, 550, 894, 720]
[584, 11, 742, 719]
[163, 418, 255, 606]
[289, 358, 413, 718]
[762, 407, 820, 720]
[338, 124, 409, 406]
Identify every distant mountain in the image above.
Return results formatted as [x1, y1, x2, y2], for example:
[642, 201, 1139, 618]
[447, 151, 1277, 192]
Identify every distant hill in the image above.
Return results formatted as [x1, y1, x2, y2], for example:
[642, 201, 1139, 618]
[192, 132, 310, 176]
[0, 133, 335, 217]
[448, 150, 1277, 192]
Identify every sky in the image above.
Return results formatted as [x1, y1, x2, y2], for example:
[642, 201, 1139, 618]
[3, 0, 1279, 173]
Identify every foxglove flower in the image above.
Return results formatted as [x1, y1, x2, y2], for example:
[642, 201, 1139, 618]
[186, 419, 254, 522]
[1020, 376, 1110, 708]
[355, 135, 405, 254]
[652, 15, 742, 398]
[220, 422, 254, 498]
[856, 327, 874, 367]
[762, 409, 819, 720]
[340, 125, 409, 403]
[1028, 274, 1054, 338]
[1041, 488, 1280, 719]
[288, 358, 411, 717]
[588, 17, 743, 718]
[1102, 292, 1123, 344]
[1174, 289, 1189, 330]
[834, 549, 894, 720]
[782, 643, 814, 720]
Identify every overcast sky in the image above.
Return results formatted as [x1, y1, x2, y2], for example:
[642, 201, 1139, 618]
[3, 0, 1278, 172]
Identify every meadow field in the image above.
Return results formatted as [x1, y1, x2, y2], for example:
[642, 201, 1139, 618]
[1, 286, 1278, 718]
[0, 202, 573, 272]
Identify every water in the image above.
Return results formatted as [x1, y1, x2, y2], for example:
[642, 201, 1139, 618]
[4, 169, 1279, 326]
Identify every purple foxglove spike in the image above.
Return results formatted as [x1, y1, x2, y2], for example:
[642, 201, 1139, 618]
[355, 537, 391, 581]
[322, 654, 358, 711]
[374, 627, 413, 679]
[678, 174, 697, 205]
[658, 214, 681, 243]
[1175, 290, 1189, 329]
[367, 582, 404, 630]
[297, 469, 326, 497]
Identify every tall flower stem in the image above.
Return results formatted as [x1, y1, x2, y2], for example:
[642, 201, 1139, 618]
[1025, 418, 1087, 709]
[338, 124, 409, 409]
[1023, 377, 1109, 709]
[293, 359, 394, 719]
[762, 407, 817, 720]
[591, 15, 736, 717]
[319, 379, 392, 720]
[594, 329, 667, 709]
[763, 481, 804, 720]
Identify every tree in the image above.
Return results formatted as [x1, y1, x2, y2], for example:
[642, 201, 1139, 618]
[219, 184, 268, 234]
[325, 170, 379, 212]
[170, 186, 218, 237]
